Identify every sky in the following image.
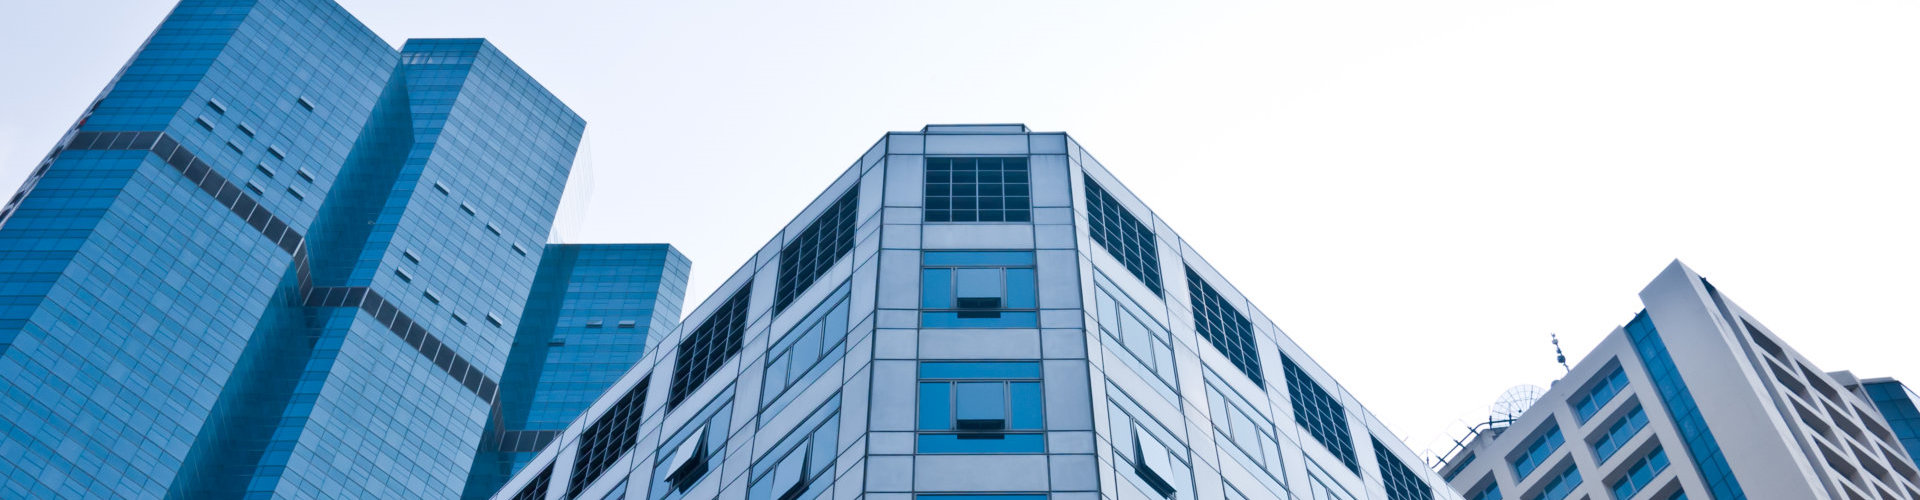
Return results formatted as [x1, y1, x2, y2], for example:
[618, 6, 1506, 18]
[2, 0, 1916, 463]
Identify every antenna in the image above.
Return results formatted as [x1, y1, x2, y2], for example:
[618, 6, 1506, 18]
[1551, 333, 1570, 372]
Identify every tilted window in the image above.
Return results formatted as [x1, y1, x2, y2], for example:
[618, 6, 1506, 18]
[921, 251, 1036, 328]
[1572, 366, 1630, 422]
[650, 388, 734, 500]
[747, 396, 841, 500]
[1109, 386, 1193, 499]
[567, 378, 649, 498]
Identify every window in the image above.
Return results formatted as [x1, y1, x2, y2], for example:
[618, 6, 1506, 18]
[747, 397, 840, 500]
[1574, 366, 1630, 422]
[763, 283, 851, 416]
[1626, 311, 1745, 499]
[513, 243, 528, 256]
[460, 203, 476, 215]
[775, 187, 859, 314]
[567, 378, 649, 499]
[1205, 371, 1280, 474]
[394, 268, 412, 283]
[917, 362, 1044, 453]
[600, 481, 627, 500]
[1375, 437, 1433, 500]
[1083, 176, 1163, 295]
[195, 116, 215, 131]
[920, 251, 1036, 328]
[1283, 356, 1356, 472]
[285, 187, 305, 200]
[1610, 446, 1671, 500]
[296, 168, 314, 182]
[452, 313, 468, 325]
[237, 123, 255, 137]
[255, 163, 276, 178]
[1512, 425, 1564, 480]
[1592, 406, 1649, 463]
[1094, 272, 1176, 392]
[1306, 459, 1356, 500]
[267, 145, 285, 159]
[916, 496, 1046, 500]
[1187, 267, 1263, 387]
[1531, 465, 1582, 500]
[245, 181, 266, 195]
[650, 388, 734, 500]
[587, 320, 604, 328]
[226, 141, 243, 154]
[670, 285, 752, 409]
[924, 157, 1030, 222]
[511, 465, 552, 500]
[486, 313, 504, 327]
[402, 249, 420, 263]
[486, 223, 502, 235]
[1109, 387, 1193, 499]
[207, 99, 227, 114]
[618, 320, 636, 328]
[296, 96, 314, 111]
[423, 290, 439, 304]
[433, 181, 450, 194]
[1468, 482, 1502, 500]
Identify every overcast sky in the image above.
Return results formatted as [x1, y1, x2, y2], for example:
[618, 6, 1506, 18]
[3, 0, 1916, 462]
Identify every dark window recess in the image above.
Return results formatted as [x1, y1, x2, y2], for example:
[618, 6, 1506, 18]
[512, 243, 528, 256]
[195, 117, 214, 131]
[1375, 437, 1433, 500]
[296, 96, 314, 111]
[296, 168, 315, 182]
[618, 320, 637, 328]
[285, 187, 305, 200]
[670, 285, 752, 409]
[394, 268, 412, 283]
[486, 223, 501, 236]
[460, 203, 476, 215]
[1187, 267, 1263, 387]
[402, 249, 420, 263]
[423, 290, 440, 304]
[486, 313, 504, 327]
[774, 187, 859, 314]
[267, 145, 285, 160]
[206, 99, 227, 114]
[924, 157, 1030, 223]
[566, 378, 649, 499]
[237, 123, 255, 137]
[509, 464, 552, 500]
[433, 181, 450, 195]
[1084, 176, 1163, 295]
[452, 313, 468, 325]
[255, 163, 276, 178]
[226, 142, 243, 154]
[244, 181, 266, 195]
[1284, 355, 1357, 472]
[587, 320, 604, 328]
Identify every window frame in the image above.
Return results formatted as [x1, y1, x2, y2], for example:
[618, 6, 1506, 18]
[761, 282, 853, 417]
[919, 251, 1038, 328]
[923, 156, 1032, 223]
[1094, 271, 1179, 396]
[915, 361, 1046, 454]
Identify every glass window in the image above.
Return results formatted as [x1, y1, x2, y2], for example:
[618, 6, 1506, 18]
[1284, 356, 1356, 472]
[1592, 406, 1649, 463]
[762, 283, 852, 417]
[671, 286, 751, 409]
[568, 378, 650, 498]
[917, 361, 1044, 453]
[1573, 366, 1631, 422]
[651, 388, 735, 500]
[776, 187, 859, 314]
[1203, 371, 1281, 478]
[1531, 465, 1582, 500]
[748, 397, 841, 500]
[1512, 424, 1565, 480]
[1109, 387, 1194, 500]
[1187, 267, 1263, 387]
[1373, 437, 1433, 500]
[1610, 446, 1671, 500]
[921, 251, 1038, 328]
[924, 157, 1031, 223]
[1094, 272, 1178, 396]
[1084, 175, 1163, 295]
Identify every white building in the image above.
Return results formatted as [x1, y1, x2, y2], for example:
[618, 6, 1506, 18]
[1438, 261, 1920, 500]
[488, 124, 1460, 500]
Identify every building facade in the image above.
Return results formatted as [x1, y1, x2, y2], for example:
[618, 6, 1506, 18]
[488, 124, 1460, 500]
[0, 1, 688, 498]
[1842, 376, 1920, 467]
[1437, 262, 1920, 500]
[467, 244, 693, 498]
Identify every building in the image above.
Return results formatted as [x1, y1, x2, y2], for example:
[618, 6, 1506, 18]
[0, 1, 688, 498]
[1840, 376, 1920, 467]
[466, 244, 693, 498]
[487, 124, 1459, 500]
[1437, 262, 1920, 500]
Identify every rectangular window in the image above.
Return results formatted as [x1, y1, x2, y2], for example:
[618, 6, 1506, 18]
[207, 99, 227, 114]
[921, 251, 1037, 328]
[747, 396, 841, 500]
[1512, 425, 1565, 480]
[567, 378, 649, 499]
[1374, 437, 1433, 500]
[296, 168, 315, 182]
[255, 163, 276, 178]
[670, 285, 752, 409]
[1573, 366, 1630, 422]
[237, 123, 255, 137]
[1592, 405, 1649, 463]
[1188, 267, 1263, 387]
[510, 465, 552, 500]
[1084, 175, 1163, 295]
[1468, 482, 1502, 500]
[267, 145, 285, 159]
[296, 96, 314, 111]
[1204, 371, 1280, 475]
[245, 181, 266, 195]
[1610, 446, 1671, 500]
[924, 157, 1030, 223]
[1095, 272, 1177, 393]
[1531, 465, 1582, 500]
[423, 290, 440, 304]
[1109, 387, 1193, 499]
[775, 187, 859, 314]
[917, 361, 1044, 453]
[195, 116, 215, 131]
[763, 283, 852, 416]
[1284, 356, 1356, 472]
[651, 388, 735, 500]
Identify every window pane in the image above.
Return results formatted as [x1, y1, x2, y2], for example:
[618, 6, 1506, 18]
[1005, 268, 1035, 309]
[921, 311, 1037, 328]
[763, 355, 789, 402]
[916, 433, 1045, 454]
[922, 269, 951, 309]
[791, 324, 823, 367]
[822, 301, 849, 346]
[1122, 314, 1151, 353]
[956, 268, 1001, 301]
[1230, 411, 1259, 445]
[919, 382, 950, 430]
[1010, 382, 1043, 430]
[809, 423, 837, 477]
[1152, 343, 1174, 377]
[956, 382, 1006, 428]
[1097, 292, 1119, 331]
[1138, 432, 1173, 474]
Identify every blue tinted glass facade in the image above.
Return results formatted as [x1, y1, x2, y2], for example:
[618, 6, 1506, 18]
[0, 1, 642, 498]
[1861, 380, 1920, 465]
[464, 244, 690, 499]
[1625, 311, 1747, 500]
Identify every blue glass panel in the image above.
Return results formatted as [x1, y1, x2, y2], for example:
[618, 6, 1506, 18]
[919, 383, 951, 430]
[923, 251, 1036, 266]
[1010, 382, 1043, 430]
[1005, 268, 1036, 309]
[920, 362, 1043, 379]
[921, 311, 1038, 328]
[921, 269, 951, 308]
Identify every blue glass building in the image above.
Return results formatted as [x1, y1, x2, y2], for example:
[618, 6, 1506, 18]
[0, 1, 689, 498]
[1854, 379, 1920, 466]
[465, 244, 692, 499]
